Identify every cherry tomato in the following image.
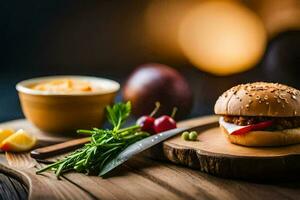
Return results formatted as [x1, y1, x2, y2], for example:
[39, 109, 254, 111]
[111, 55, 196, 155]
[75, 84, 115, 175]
[154, 115, 177, 133]
[137, 116, 155, 134]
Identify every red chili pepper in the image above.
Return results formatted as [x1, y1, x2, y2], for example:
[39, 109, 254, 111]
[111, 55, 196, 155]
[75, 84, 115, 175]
[231, 120, 273, 135]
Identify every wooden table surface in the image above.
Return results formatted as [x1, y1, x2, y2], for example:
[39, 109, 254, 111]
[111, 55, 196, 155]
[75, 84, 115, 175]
[1, 117, 300, 200]
[1, 153, 300, 200]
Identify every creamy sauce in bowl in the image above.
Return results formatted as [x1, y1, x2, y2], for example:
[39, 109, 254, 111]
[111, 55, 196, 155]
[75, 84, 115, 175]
[32, 79, 94, 93]
[16, 76, 120, 95]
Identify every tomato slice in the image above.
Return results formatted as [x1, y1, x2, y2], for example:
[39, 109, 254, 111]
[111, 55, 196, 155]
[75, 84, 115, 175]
[231, 120, 273, 135]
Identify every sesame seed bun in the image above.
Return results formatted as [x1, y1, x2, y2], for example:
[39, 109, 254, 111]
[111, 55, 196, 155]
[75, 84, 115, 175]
[214, 82, 300, 117]
[220, 125, 300, 147]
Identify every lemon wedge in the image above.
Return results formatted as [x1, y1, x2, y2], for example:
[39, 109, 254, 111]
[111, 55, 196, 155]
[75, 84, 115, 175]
[0, 129, 14, 144]
[1, 129, 37, 152]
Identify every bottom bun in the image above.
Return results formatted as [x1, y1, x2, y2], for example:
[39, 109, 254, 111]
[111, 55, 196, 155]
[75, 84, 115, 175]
[220, 125, 300, 147]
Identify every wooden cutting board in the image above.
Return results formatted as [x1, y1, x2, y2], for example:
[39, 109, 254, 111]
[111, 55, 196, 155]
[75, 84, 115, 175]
[162, 116, 300, 180]
[2, 116, 300, 200]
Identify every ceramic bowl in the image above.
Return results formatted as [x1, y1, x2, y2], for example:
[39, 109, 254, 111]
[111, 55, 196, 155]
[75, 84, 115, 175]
[16, 76, 120, 135]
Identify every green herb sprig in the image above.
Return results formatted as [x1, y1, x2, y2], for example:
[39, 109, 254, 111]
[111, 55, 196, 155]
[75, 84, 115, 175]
[36, 102, 149, 178]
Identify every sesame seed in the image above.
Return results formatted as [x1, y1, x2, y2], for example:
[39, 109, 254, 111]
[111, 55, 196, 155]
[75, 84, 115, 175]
[279, 94, 286, 99]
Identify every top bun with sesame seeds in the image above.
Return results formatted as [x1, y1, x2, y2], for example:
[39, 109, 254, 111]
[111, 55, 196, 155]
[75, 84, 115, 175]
[214, 82, 300, 117]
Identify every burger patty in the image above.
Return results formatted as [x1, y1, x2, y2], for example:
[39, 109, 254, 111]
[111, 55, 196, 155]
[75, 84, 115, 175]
[223, 115, 300, 130]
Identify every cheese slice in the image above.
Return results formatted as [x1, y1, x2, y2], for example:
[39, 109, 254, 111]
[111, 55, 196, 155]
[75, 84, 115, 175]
[219, 117, 247, 134]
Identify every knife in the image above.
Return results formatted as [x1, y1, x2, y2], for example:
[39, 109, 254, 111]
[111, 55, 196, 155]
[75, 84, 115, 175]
[98, 127, 188, 176]
[31, 121, 218, 175]
[31, 127, 189, 160]
[99, 121, 218, 176]
[31, 137, 91, 159]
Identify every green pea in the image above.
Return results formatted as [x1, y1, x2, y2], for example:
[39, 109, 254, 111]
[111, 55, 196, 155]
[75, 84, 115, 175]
[181, 131, 190, 141]
[188, 131, 198, 141]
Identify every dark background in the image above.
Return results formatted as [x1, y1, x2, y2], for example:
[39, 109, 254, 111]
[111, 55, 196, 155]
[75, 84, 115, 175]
[1, 0, 300, 122]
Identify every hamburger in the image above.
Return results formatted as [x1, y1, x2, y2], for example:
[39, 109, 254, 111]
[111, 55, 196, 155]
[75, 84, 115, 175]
[214, 82, 300, 147]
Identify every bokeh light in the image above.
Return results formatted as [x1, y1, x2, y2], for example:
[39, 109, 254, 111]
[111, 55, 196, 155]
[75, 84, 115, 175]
[248, 0, 300, 38]
[144, 0, 200, 61]
[178, 1, 267, 76]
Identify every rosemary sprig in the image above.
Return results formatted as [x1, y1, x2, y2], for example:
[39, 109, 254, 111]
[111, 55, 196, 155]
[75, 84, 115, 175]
[36, 102, 149, 178]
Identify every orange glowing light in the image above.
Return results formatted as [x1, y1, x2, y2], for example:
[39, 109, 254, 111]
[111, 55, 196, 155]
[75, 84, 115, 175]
[144, 0, 201, 60]
[178, 1, 267, 76]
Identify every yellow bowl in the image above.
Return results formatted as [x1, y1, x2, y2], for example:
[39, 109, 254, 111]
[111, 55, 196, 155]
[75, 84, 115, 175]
[16, 76, 120, 135]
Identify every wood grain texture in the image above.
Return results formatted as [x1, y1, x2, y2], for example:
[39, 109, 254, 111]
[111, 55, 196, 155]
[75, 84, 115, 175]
[164, 115, 300, 180]
[1, 116, 300, 200]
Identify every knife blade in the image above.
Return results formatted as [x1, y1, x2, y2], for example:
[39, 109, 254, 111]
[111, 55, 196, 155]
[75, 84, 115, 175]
[99, 126, 189, 176]
[100, 121, 218, 176]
